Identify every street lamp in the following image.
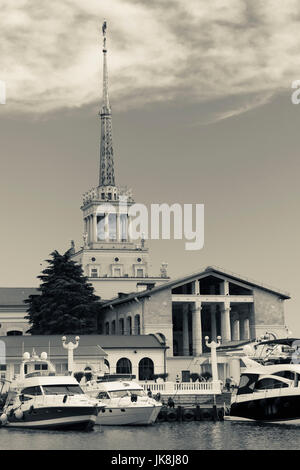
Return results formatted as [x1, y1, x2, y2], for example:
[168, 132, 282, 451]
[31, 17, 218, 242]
[205, 336, 221, 384]
[205, 335, 222, 419]
[62, 336, 80, 374]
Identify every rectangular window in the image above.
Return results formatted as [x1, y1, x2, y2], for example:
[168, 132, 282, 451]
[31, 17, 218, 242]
[91, 268, 99, 278]
[34, 364, 48, 371]
[136, 268, 144, 278]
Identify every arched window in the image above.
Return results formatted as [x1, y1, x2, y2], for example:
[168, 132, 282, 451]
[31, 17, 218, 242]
[105, 322, 110, 335]
[126, 316, 132, 335]
[138, 357, 154, 381]
[119, 318, 124, 335]
[134, 314, 140, 335]
[116, 358, 132, 374]
[7, 330, 22, 336]
[111, 320, 116, 335]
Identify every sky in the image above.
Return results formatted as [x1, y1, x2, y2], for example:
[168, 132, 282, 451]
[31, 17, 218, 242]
[1, 0, 300, 334]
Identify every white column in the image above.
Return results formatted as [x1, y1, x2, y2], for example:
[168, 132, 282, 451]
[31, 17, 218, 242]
[244, 318, 250, 340]
[116, 213, 120, 241]
[221, 302, 231, 343]
[182, 304, 189, 356]
[93, 214, 97, 243]
[240, 315, 245, 340]
[229, 357, 240, 384]
[127, 213, 131, 242]
[232, 318, 240, 341]
[211, 304, 217, 341]
[87, 216, 91, 244]
[105, 213, 109, 241]
[192, 302, 202, 356]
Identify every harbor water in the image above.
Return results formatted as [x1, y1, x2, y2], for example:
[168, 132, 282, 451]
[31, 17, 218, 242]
[0, 421, 299, 450]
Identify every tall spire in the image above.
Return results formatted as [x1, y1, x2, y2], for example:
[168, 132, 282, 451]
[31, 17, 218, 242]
[99, 20, 115, 187]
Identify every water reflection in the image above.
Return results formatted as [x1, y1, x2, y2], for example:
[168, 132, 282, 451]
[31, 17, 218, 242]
[0, 421, 299, 450]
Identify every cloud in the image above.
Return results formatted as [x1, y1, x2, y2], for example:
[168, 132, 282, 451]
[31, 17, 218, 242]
[200, 91, 275, 125]
[2, 0, 300, 119]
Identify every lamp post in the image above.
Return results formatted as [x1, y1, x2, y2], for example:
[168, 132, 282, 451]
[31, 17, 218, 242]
[205, 335, 221, 384]
[205, 335, 221, 420]
[62, 336, 80, 374]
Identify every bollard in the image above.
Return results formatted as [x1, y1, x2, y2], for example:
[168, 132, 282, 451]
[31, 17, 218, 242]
[195, 405, 201, 421]
[212, 404, 218, 421]
[177, 405, 183, 422]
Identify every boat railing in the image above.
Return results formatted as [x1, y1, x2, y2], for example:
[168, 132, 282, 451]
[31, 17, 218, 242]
[139, 381, 222, 395]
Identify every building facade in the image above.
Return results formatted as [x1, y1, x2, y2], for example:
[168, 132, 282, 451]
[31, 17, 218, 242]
[99, 266, 290, 381]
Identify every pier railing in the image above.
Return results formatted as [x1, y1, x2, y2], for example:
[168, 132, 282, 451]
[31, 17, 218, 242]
[140, 381, 221, 395]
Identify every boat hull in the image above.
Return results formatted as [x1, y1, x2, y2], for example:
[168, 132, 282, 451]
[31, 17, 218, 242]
[96, 404, 161, 426]
[224, 415, 300, 425]
[228, 393, 300, 425]
[3, 406, 99, 431]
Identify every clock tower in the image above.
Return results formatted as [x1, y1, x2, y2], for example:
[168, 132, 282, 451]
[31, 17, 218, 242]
[71, 22, 168, 299]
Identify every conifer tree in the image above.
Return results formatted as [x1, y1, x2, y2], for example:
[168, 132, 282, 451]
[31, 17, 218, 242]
[25, 249, 100, 334]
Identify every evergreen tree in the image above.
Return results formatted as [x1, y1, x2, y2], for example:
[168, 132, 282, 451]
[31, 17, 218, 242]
[25, 249, 100, 334]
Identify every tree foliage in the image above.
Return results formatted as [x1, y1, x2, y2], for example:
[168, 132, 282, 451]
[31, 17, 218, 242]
[25, 249, 100, 334]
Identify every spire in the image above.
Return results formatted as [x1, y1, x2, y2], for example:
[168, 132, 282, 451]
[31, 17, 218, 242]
[99, 20, 115, 187]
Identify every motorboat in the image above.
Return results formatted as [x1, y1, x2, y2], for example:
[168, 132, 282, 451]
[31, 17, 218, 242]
[243, 337, 299, 365]
[225, 338, 300, 425]
[83, 375, 162, 425]
[0, 351, 103, 430]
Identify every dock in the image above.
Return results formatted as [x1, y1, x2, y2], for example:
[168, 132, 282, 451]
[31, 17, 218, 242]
[154, 392, 231, 422]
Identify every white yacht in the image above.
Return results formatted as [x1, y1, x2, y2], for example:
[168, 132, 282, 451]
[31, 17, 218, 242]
[0, 352, 103, 430]
[226, 338, 300, 425]
[83, 376, 162, 425]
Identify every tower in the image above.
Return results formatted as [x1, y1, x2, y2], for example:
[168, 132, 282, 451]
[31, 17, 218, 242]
[71, 22, 168, 300]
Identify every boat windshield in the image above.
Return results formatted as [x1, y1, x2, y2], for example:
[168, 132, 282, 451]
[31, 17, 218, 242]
[110, 390, 130, 398]
[108, 389, 146, 398]
[237, 374, 259, 395]
[130, 389, 146, 397]
[42, 384, 84, 395]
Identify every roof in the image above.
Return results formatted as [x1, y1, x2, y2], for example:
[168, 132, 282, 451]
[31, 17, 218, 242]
[102, 265, 290, 308]
[0, 288, 39, 306]
[0, 335, 107, 359]
[93, 334, 167, 349]
[0, 334, 166, 359]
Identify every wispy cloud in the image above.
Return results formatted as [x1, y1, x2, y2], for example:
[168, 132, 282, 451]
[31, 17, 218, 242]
[2, 0, 300, 118]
